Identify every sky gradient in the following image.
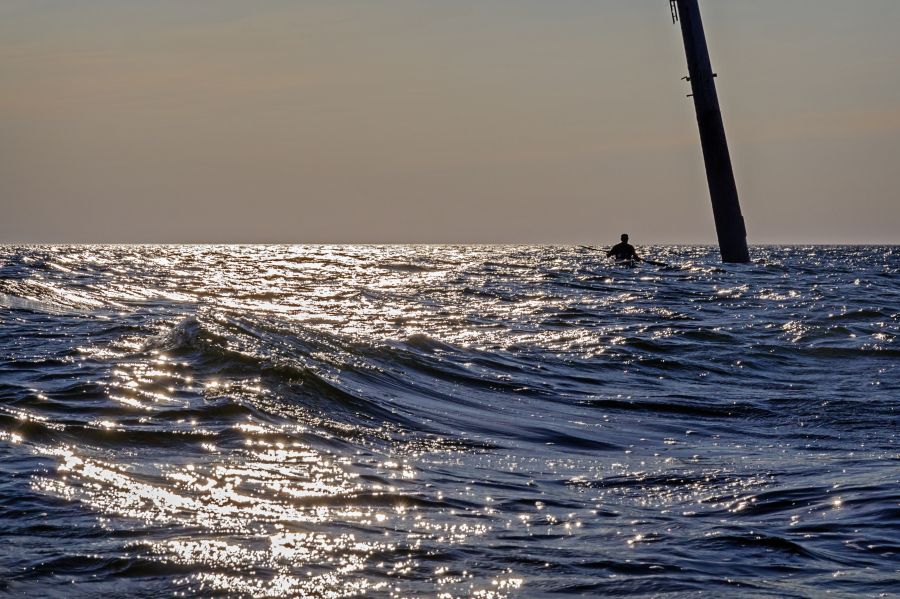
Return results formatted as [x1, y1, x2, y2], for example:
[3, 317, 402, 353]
[2, 0, 899, 244]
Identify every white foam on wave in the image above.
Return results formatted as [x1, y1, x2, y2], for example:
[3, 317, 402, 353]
[145, 315, 203, 351]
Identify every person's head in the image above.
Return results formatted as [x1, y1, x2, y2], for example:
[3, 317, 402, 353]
[621, 234, 629, 243]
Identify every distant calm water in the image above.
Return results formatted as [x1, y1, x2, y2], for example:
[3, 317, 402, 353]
[0, 245, 897, 598]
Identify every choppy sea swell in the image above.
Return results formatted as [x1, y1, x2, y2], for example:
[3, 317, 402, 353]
[0, 245, 897, 597]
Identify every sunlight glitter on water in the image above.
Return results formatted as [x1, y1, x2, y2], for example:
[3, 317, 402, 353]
[27, 423, 515, 596]
[31, 441, 395, 596]
[1, 245, 898, 596]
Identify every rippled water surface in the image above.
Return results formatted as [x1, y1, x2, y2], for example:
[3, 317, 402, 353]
[1, 245, 898, 597]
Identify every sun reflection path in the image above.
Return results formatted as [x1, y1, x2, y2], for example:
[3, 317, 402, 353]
[29, 428, 517, 597]
[32, 439, 383, 596]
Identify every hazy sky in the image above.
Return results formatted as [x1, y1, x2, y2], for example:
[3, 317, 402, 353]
[2, 0, 898, 244]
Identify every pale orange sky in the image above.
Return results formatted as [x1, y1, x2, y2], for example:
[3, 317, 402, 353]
[2, 0, 899, 244]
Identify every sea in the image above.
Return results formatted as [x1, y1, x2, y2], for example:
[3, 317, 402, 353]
[0, 245, 897, 598]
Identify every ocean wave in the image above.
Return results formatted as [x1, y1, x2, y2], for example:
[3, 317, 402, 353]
[2, 244, 899, 597]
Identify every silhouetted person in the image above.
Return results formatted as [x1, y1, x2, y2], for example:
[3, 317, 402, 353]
[607, 234, 640, 262]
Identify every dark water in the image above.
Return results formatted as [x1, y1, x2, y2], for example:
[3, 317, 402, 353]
[1, 245, 897, 598]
